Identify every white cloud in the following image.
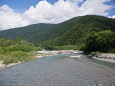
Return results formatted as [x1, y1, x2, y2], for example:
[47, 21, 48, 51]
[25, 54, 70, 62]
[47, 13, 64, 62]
[80, 0, 112, 15]
[112, 15, 115, 18]
[109, 15, 115, 18]
[0, 0, 113, 30]
[0, 5, 29, 30]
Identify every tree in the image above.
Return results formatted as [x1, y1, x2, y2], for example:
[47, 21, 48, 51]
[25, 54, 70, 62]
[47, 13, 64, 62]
[82, 30, 115, 53]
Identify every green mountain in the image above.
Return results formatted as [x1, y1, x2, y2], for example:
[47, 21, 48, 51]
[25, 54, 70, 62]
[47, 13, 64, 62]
[0, 15, 115, 46]
[0, 23, 54, 43]
[53, 15, 115, 45]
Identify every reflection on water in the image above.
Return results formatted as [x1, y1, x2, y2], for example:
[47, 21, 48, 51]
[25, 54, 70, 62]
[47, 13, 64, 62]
[0, 52, 115, 86]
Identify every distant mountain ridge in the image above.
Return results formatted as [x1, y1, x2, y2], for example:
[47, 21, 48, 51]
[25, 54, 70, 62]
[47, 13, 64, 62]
[0, 23, 55, 43]
[0, 15, 115, 45]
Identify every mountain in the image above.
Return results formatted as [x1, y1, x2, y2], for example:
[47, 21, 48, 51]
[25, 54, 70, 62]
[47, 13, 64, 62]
[0, 23, 54, 43]
[53, 15, 115, 45]
[0, 15, 115, 45]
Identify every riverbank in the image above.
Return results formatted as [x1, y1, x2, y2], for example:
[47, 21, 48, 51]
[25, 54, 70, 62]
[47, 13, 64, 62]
[89, 53, 115, 63]
[0, 52, 115, 86]
[36, 50, 77, 58]
[0, 50, 77, 70]
[0, 61, 21, 70]
[0, 51, 37, 70]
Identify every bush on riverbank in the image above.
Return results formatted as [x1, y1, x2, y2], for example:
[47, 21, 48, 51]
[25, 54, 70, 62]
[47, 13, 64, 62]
[43, 45, 80, 50]
[0, 51, 37, 65]
[0, 38, 42, 65]
[111, 49, 115, 54]
[0, 45, 38, 64]
[81, 30, 115, 53]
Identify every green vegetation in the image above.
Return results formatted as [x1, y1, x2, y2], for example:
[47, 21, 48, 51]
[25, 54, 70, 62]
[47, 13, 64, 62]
[81, 30, 115, 53]
[91, 52, 102, 55]
[48, 15, 115, 46]
[0, 15, 115, 53]
[111, 49, 115, 54]
[0, 15, 115, 46]
[0, 38, 42, 65]
[40, 15, 115, 51]
[41, 45, 81, 50]
[0, 24, 54, 45]
[0, 51, 37, 65]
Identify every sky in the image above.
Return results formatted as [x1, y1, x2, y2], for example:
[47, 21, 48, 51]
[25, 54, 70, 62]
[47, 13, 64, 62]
[0, 0, 115, 30]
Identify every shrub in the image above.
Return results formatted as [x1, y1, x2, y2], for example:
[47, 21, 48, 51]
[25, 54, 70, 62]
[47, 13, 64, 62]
[0, 47, 9, 55]
[33, 47, 42, 51]
[2, 51, 37, 65]
[0, 38, 41, 65]
[111, 49, 115, 54]
[7, 45, 34, 52]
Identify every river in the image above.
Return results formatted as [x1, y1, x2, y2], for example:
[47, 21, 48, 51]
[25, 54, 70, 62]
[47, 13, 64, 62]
[0, 52, 115, 86]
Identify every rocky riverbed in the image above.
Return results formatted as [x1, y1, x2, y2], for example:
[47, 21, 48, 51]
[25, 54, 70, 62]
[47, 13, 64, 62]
[90, 53, 115, 63]
[36, 50, 77, 58]
[0, 52, 115, 86]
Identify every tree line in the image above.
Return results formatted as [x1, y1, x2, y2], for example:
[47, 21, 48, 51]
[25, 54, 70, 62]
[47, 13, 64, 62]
[81, 30, 115, 53]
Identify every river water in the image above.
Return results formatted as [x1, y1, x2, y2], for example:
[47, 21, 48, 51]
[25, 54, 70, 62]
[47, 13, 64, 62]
[0, 52, 115, 86]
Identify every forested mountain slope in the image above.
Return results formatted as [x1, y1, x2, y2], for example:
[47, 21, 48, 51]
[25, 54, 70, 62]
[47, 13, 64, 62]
[0, 15, 115, 45]
[53, 15, 115, 45]
[0, 23, 54, 43]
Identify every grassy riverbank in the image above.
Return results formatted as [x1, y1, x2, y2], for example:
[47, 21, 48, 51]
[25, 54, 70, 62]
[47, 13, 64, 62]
[0, 51, 37, 65]
[0, 38, 42, 66]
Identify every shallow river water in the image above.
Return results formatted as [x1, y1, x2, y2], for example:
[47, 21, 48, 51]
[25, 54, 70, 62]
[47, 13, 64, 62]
[0, 52, 115, 86]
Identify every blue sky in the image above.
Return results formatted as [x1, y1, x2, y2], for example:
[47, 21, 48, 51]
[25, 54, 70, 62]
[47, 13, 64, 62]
[0, 0, 58, 13]
[0, 0, 115, 30]
[0, 0, 114, 16]
[104, 0, 115, 16]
